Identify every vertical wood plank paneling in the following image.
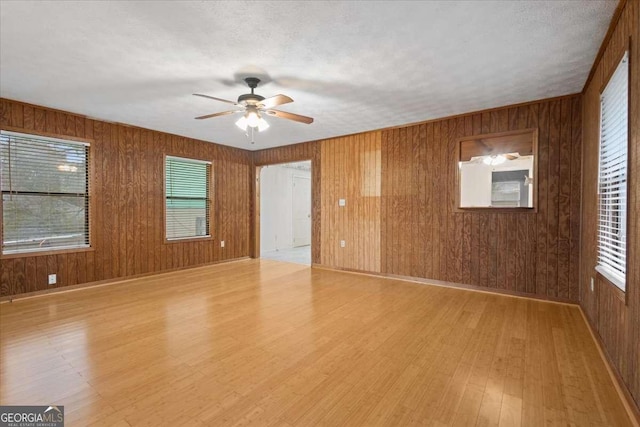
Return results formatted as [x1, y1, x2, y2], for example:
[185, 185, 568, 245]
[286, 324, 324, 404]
[34, 108, 46, 132]
[105, 122, 118, 280]
[24, 257, 36, 293]
[133, 129, 143, 275]
[0, 261, 10, 297]
[412, 125, 424, 278]
[12, 258, 25, 295]
[557, 98, 572, 300]
[387, 130, 397, 274]
[424, 123, 434, 278]
[9, 102, 23, 128]
[155, 133, 165, 271]
[462, 117, 473, 285]
[580, 0, 640, 410]
[66, 253, 77, 286]
[35, 256, 47, 292]
[0, 262, 9, 298]
[399, 127, 411, 275]
[512, 107, 528, 293]
[1, 98, 252, 297]
[569, 97, 582, 303]
[90, 120, 102, 282]
[536, 102, 550, 297]
[253, 97, 583, 335]
[446, 118, 459, 283]
[526, 104, 539, 295]
[468, 116, 481, 287]
[142, 130, 151, 273]
[2, 94, 582, 310]
[254, 98, 581, 304]
[55, 254, 66, 288]
[547, 100, 561, 298]
[76, 252, 86, 286]
[118, 126, 129, 277]
[432, 122, 442, 279]
[478, 114, 490, 289]
[439, 120, 449, 280]
[23, 105, 34, 130]
[125, 128, 136, 274]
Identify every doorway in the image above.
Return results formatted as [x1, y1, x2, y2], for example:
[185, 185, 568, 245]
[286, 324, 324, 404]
[259, 161, 311, 265]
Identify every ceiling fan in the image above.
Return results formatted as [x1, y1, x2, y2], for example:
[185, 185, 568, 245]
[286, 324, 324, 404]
[193, 77, 314, 134]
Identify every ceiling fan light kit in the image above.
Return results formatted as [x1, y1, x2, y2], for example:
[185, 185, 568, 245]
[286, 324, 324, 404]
[235, 108, 269, 132]
[194, 77, 313, 143]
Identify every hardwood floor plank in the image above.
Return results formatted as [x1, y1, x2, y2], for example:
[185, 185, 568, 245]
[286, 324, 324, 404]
[0, 260, 633, 426]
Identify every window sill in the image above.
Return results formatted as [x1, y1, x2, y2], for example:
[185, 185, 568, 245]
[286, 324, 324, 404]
[595, 265, 626, 292]
[164, 236, 213, 245]
[1, 246, 94, 259]
[454, 206, 537, 214]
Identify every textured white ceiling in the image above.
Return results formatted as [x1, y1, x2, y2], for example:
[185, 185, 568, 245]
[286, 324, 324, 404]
[0, 1, 615, 150]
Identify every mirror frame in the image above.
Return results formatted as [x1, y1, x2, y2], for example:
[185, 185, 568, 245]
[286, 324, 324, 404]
[454, 128, 539, 213]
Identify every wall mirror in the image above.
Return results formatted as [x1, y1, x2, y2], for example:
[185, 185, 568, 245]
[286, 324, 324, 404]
[456, 129, 538, 210]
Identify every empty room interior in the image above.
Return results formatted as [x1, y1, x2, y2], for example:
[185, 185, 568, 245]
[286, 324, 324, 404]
[0, 1, 639, 426]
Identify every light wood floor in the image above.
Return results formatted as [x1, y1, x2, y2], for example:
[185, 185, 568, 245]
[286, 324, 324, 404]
[0, 259, 633, 426]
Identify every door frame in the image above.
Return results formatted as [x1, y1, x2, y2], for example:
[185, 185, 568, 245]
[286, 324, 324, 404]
[253, 159, 314, 260]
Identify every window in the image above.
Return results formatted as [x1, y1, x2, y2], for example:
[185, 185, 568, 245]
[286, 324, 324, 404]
[1, 130, 90, 255]
[165, 156, 211, 240]
[597, 51, 628, 290]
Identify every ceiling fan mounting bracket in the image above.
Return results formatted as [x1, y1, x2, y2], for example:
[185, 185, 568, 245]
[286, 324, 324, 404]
[244, 77, 261, 92]
[237, 77, 265, 104]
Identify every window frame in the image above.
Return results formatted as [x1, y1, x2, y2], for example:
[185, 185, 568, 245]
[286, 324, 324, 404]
[163, 154, 213, 243]
[0, 127, 95, 258]
[595, 49, 630, 292]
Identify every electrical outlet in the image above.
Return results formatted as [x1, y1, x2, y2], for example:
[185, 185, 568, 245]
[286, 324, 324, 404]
[338, 199, 346, 207]
[48, 274, 57, 285]
[590, 277, 595, 292]
[340, 240, 346, 248]
[220, 240, 225, 248]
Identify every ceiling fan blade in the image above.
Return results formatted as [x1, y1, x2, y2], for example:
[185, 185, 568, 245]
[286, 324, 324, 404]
[257, 94, 293, 109]
[265, 109, 314, 124]
[195, 110, 242, 120]
[193, 93, 239, 105]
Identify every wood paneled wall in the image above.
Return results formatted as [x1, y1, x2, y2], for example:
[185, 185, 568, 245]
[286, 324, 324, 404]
[580, 0, 640, 409]
[0, 98, 252, 297]
[255, 95, 582, 302]
[320, 133, 381, 271]
[381, 98, 582, 301]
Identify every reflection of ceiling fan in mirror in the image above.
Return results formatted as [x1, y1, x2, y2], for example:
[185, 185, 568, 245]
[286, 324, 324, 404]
[193, 77, 314, 140]
[468, 152, 523, 165]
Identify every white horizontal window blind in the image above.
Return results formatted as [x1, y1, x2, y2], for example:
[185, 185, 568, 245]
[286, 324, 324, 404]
[597, 51, 628, 290]
[0, 130, 90, 254]
[165, 156, 211, 240]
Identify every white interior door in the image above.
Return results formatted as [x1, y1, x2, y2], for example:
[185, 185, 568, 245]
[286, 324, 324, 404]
[292, 175, 311, 247]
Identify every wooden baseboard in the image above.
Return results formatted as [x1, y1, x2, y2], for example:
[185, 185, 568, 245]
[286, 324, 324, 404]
[578, 307, 640, 426]
[311, 263, 577, 305]
[0, 257, 251, 303]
